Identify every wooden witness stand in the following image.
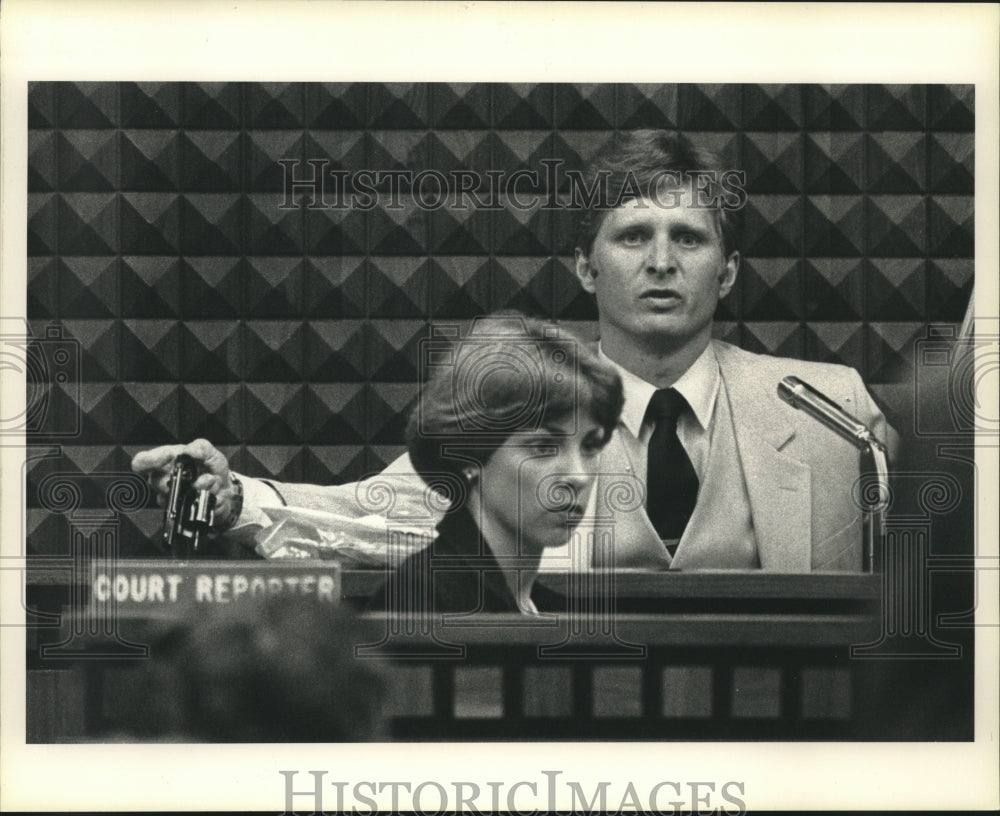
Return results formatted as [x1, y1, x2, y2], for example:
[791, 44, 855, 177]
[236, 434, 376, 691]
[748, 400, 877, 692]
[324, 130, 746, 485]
[22, 556, 954, 742]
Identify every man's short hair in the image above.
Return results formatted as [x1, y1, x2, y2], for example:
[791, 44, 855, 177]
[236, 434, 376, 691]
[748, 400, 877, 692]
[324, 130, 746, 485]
[574, 129, 743, 258]
[407, 313, 624, 483]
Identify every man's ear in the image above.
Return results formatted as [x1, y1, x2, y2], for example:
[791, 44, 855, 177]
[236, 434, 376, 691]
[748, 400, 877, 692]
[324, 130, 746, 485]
[574, 248, 598, 294]
[718, 250, 739, 299]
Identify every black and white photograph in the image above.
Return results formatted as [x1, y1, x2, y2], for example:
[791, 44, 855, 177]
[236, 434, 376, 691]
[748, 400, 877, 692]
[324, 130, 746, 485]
[1, 2, 997, 812]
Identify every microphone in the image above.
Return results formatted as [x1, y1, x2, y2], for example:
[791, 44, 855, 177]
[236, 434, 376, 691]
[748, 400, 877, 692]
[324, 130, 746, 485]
[777, 376, 886, 454]
[778, 376, 889, 573]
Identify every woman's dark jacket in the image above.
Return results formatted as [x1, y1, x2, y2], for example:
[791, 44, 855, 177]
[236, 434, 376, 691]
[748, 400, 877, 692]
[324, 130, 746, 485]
[367, 507, 561, 614]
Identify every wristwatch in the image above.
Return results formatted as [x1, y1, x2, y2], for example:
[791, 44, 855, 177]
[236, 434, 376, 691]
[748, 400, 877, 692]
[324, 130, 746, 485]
[215, 474, 244, 532]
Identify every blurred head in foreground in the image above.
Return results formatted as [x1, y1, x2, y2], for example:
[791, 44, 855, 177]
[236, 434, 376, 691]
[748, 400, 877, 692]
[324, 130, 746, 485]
[124, 595, 389, 742]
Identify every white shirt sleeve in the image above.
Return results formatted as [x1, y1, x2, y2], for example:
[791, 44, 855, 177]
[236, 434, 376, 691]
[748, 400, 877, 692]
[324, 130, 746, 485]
[227, 474, 283, 535]
[224, 454, 426, 539]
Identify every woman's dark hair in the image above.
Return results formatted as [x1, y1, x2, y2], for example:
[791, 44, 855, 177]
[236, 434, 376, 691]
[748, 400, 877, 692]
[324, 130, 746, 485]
[574, 129, 742, 258]
[406, 313, 624, 483]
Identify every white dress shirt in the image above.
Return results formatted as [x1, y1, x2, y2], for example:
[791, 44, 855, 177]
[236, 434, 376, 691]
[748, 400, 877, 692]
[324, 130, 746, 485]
[599, 342, 721, 483]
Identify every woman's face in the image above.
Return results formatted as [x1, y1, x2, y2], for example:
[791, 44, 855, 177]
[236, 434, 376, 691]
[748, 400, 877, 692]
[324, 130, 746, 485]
[473, 412, 609, 553]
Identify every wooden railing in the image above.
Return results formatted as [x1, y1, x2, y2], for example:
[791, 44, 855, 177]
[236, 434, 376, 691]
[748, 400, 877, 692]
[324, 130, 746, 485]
[22, 560, 971, 742]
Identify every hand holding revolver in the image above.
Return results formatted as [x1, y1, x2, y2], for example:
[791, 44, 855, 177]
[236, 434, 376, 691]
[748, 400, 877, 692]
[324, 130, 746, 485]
[131, 439, 244, 546]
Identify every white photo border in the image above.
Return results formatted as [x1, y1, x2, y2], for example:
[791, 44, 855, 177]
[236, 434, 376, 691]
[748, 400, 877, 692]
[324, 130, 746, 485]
[1, 1, 997, 811]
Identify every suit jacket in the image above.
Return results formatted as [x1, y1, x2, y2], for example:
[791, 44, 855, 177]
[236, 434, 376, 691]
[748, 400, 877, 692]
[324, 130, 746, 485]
[546, 342, 894, 572]
[711, 342, 893, 571]
[256, 342, 893, 573]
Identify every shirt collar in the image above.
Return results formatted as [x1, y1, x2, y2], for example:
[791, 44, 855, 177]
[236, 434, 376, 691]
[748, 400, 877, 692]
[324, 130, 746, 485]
[598, 342, 720, 437]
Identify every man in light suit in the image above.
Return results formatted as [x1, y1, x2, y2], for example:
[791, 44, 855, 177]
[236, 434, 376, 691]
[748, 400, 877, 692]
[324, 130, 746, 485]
[133, 131, 892, 572]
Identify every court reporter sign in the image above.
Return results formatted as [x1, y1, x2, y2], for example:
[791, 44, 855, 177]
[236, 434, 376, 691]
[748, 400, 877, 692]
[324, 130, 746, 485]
[90, 561, 341, 608]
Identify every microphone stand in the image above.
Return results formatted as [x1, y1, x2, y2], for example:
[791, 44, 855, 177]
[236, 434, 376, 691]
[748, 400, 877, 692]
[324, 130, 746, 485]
[861, 439, 889, 573]
[778, 377, 889, 573]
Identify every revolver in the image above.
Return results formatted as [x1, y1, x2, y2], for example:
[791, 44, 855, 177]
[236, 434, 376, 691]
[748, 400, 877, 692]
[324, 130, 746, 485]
[163, 454, 216, 558]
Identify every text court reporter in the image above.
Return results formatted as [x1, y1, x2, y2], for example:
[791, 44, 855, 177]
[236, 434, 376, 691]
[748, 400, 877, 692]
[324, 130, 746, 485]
[132, 130, 894, 572]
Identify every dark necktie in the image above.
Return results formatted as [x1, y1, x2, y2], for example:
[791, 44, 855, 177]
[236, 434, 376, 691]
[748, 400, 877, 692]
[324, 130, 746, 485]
[644, 388, 700, 545]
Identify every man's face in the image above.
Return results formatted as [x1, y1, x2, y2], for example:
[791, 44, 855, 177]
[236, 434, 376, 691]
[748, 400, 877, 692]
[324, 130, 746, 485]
[575, 185, 739, 354]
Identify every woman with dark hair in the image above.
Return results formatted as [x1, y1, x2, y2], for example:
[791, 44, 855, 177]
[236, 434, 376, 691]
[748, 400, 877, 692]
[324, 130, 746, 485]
[369, 313, 624, 615]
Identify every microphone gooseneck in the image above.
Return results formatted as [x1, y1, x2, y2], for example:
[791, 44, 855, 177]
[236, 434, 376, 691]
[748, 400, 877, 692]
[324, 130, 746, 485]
[777, 375, 886, 454]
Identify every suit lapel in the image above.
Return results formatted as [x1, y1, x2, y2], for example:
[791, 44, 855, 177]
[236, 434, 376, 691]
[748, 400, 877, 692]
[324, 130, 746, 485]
[715, 343, 812, 572]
